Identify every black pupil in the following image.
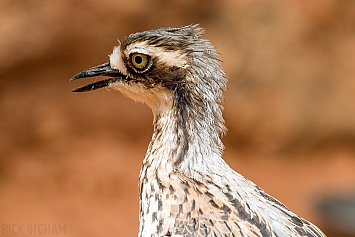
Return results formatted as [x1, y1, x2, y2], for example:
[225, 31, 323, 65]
[135, 55, 143, 64]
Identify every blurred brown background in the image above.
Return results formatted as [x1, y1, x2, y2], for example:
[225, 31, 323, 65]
[1, 0, 355, 236]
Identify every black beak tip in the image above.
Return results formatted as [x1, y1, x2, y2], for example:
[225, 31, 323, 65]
[70, 72, 86, 81]
[70, 62, 113, 81]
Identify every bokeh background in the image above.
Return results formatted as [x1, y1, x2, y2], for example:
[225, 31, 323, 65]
[1, 0, 355, 236]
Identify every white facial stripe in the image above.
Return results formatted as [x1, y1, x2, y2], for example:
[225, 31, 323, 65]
[109, 46, 128, 74]
[153, 47, 187, 67]
[125, 41, 187, 68]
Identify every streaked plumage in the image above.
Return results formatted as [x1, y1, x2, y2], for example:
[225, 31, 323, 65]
[71, 25, 326, 237]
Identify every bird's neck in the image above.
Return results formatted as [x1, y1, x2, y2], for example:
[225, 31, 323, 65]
[143, 99, 227, 180]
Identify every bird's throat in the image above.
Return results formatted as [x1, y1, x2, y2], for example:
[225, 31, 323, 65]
[143, 99, 226, 179]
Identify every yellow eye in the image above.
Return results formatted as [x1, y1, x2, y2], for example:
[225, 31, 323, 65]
[130, 53, 150, 71]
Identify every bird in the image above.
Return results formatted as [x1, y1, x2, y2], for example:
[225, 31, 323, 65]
[70, 25, 326, 237]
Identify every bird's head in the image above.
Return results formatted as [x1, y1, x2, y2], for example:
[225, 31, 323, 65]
[71, 24, 226, 127]
[71, 25, 228, 165]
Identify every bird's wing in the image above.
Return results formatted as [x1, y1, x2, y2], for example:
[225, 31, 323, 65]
[171, 195, 325, 237]
[170, 177, 325, 237]
[173, 217, 268, 237]
[254, 189, 326, 237]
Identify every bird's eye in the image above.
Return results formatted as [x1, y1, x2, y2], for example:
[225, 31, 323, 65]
[130, 53, 150, 72]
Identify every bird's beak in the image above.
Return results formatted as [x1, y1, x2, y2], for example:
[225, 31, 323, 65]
[70, 62, 125, 92]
